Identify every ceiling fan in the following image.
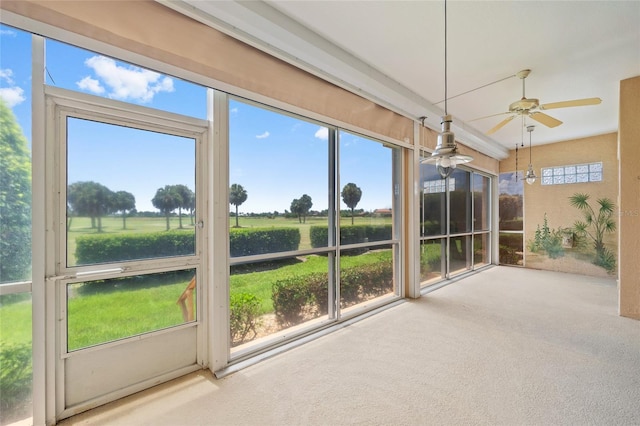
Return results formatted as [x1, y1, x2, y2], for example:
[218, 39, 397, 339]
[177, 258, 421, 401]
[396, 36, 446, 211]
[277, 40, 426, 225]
[473, 69, 602, 135]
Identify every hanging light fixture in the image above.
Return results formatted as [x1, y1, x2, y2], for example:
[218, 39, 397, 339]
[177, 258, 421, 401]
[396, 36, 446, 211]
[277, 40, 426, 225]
[422, 0, 472, 178]
[525, 125, 537, 185]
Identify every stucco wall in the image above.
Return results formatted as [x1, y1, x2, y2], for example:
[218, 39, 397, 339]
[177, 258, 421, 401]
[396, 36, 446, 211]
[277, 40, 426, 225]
[500, 132, 618, 277]
[618, 76, 640, 319]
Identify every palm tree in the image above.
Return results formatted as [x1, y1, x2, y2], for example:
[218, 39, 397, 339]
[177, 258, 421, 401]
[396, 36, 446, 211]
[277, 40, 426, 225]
[173, 184, 194, 229]
[152, 185, 182, 230]
[229, 184, 248, 228]
[341, 183, 362, 225]
[569, 192, 616, 266]
[113, 190, 136, 229]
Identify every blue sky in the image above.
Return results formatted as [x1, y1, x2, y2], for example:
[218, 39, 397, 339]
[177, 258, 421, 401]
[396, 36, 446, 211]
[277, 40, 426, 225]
[1, 23, 394, 214]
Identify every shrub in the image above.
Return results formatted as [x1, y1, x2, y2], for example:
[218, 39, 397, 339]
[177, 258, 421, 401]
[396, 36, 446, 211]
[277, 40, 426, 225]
[0, 342, 32, 418]
[230, 227, 300, 257]
[420, 244, 441, 273]
[272, 272, 328, 327]
[528, 213, 564, 259]
[230, 293, 262, 345]
[76, 230, 194, 264]
[76, 227, 301, 264]
[309, 224, 392, 248]
[271, 261, 393, 327]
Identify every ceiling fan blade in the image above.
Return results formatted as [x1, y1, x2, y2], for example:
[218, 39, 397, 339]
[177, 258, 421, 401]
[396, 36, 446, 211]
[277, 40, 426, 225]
[529, 112, 563, 128]
[539, 97, 602, 110]
[486, 115, 515, 135]
[468, 111, 511, 123]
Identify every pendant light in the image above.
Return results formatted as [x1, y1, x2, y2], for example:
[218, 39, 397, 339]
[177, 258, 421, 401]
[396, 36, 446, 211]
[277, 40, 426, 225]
[422, 0, 472, 178]
[525, 125, 537, 184]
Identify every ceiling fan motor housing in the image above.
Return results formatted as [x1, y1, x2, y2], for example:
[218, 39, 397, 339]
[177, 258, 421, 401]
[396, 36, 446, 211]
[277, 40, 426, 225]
[510, 98, 540, 113]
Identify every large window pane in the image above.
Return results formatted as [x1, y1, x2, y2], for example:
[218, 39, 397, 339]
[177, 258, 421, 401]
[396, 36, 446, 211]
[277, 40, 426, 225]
[230, 255, 331, 349]
[0, 293, 32, 425]
[474, 233, 490, 267]
[229, 100, 329, 254]
[498, 172, 523, 231]
[499, 232, 524, 266]
[499, 172, 523, 265]
[0, 23, 33, 425]
[66, 118, 196, 266]
[45, 40, 207, 119]
[66, 269, 196, 351]
[339, 131, 394, 244]
[420, 239, 444, 284]
[340, 248, 394, 311]
[449, 235, 472, 276]
[473, 174, 490, 231]
[449, 169, 472, 234]
[420, 163, 447, 237]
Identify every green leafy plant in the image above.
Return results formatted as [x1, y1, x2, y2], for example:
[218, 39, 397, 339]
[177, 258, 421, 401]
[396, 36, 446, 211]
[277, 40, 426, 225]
[569, 193, 616, 272]
[0, 342, 32, 418]
[230, 293, 262, 345]
[528, 213, 564, 259]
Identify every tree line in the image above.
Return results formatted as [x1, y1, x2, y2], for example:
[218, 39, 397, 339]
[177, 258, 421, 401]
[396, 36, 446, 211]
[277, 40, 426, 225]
[229, 182, 363, 227]
[67, 181, 194, 231]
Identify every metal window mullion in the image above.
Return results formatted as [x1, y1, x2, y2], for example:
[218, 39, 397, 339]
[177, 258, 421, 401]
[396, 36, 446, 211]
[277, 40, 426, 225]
[333, 129, 341, 320]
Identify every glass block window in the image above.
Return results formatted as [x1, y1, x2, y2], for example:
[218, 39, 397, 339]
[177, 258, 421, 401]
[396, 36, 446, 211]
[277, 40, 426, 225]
[541, 162, 603, 186]
[423, 178, 456, 194]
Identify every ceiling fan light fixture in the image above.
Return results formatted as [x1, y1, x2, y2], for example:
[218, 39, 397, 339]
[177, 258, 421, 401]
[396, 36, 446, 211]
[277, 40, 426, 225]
[525, 125, 537, 185]
[525, 164, 537, 185]
[423, 115, 473, 178]
[420, 0, 472, 179]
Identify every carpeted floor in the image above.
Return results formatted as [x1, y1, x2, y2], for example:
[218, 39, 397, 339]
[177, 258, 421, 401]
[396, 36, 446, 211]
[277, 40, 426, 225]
[60, 266, 640, 425]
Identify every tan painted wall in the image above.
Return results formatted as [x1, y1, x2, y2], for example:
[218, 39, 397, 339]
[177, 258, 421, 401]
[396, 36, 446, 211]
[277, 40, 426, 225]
[500, 132, 618, 277]
[618, 76, 640, 320]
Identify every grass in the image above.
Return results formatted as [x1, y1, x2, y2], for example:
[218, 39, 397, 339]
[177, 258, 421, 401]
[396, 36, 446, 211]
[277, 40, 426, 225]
[1, 249, 392, 351]
[0, 294, 32, 347]
[66, 215, 391, 262]
[66, 273, 193, 350]
[231, 249, 392, 314]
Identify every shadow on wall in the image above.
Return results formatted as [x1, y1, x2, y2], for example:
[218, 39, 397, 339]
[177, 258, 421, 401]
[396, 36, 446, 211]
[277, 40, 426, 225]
[527, 193, 617, 276]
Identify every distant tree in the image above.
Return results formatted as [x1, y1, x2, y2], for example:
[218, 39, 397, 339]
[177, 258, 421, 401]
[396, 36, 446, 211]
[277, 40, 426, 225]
[290, 198, 302, 223]
[229, 184, 248, 228]
[299, 194, 312, 224]
[173, 184, 194, 229]
[341, 183, 362, 225]
[67, 181, 115, 232]
[113, 191, 136, 229]
[290, 194, 313, 224]
[0, 99, 32, 282]
[152, 185, 182, 230]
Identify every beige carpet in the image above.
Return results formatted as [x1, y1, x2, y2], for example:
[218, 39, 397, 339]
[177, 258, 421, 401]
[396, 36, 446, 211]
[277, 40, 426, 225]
[61, 266, 640, 425]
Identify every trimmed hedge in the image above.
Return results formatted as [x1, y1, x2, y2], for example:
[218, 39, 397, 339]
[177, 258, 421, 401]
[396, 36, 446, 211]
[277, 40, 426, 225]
[75, 227, 301, 264]
[76, 230, 194, 264]
[309, 224, 393, 248]
[272, 261, 393, 327]
[229, 227, 300, 257]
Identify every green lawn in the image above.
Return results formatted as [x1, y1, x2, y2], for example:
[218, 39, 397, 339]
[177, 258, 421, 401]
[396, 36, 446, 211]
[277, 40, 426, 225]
[1, 249, 392, 350]
[66, 273, 193, 350]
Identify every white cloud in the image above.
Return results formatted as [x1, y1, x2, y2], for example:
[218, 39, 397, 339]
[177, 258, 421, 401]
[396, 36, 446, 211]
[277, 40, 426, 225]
[78, 55, 174, 103]
[230, 107, 239, 115]
[76, 76, 105, 95]
[256, 131, 270, 139]
[0, 29, 16, 37]
[0, 86, 25, 108]
[0, 69, 16, 84]
[314, 127, 328, 140]
[0, 69, 25, 107]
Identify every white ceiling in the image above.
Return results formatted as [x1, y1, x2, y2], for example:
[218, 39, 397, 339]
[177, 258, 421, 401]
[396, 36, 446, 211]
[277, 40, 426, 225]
[163, 0, 640, 158]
